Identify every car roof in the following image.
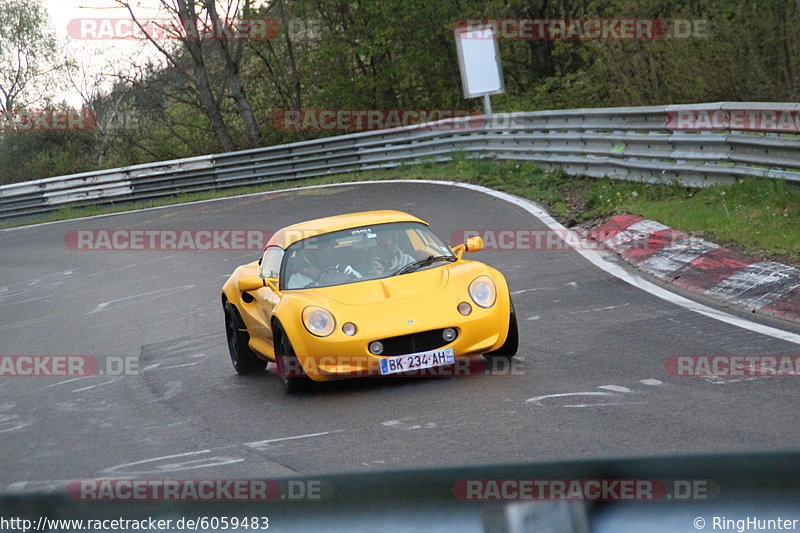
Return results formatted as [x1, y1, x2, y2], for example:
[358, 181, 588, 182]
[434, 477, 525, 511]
[267, 210, 428, 249]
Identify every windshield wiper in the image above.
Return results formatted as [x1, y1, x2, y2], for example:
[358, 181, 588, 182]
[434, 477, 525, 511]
[391, 255, 456, 276]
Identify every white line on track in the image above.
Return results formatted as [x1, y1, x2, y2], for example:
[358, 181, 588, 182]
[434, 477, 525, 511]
[43, 376, 92, 389]
[564, 401, 648, 408]
[102, 450, 245, 475]
[639, 379, 663, 386]
[71, 377, 121, 393]
[159, 362, 200, 370]
[5, 179, 800, 345]
[99, 431, 341, 475]
[511, 287, 556, 295]
[598, 385, 632, 393]
[244, 430, 342, 449]
[87, 285, 195, 314]
[526, 391, 615, 404]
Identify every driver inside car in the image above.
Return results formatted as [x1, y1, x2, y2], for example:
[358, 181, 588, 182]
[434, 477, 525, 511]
[370, 230, 415, 275]
[286, 229, 421, 288]
[287, 245, 362, 289]
[286, 248, 322, 289]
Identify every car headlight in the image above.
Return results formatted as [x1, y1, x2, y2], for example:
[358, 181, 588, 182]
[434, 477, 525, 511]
[302, 306, 336, 337]
[469, 276, 497, 308]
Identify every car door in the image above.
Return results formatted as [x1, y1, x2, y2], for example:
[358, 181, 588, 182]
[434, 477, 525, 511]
[238, 246, 284, 349]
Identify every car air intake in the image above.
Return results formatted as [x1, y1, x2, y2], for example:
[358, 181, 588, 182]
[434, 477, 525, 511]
[375, 328, 457, 356]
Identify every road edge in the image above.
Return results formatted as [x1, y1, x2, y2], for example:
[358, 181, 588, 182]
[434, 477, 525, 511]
[591, 214, 800, 325]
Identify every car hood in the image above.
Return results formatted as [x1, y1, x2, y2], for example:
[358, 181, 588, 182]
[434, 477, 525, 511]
[286, 260, 491, 307]
[316, 265, 451, 305]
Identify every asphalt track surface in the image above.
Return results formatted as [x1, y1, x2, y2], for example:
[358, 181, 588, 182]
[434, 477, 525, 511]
[1, 181, 799, 492]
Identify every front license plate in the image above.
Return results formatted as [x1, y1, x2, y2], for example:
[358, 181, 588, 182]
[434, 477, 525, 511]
[379, 347, 455, 375]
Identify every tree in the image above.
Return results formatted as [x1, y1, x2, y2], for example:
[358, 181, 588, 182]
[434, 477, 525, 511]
[116, 0, 267, 150]
[0, 0, 60, 123]
[204, 0, 263, 147]
[116, 0, 236, 151]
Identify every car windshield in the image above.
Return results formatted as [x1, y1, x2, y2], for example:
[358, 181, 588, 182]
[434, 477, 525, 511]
[281, 221, 454, 289]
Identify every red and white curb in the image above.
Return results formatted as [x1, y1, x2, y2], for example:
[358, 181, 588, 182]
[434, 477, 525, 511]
[592, 214, 800, 323]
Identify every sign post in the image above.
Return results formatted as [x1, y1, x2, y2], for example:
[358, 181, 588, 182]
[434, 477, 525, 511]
[454, 23, 505, 116]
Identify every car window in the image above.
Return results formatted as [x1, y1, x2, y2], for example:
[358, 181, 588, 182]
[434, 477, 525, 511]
[259, 246, 284, 279]
[281, 221, 453, 289]
[408, 226, 453, 257]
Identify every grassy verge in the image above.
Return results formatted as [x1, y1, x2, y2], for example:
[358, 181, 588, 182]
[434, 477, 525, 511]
[582, 177, 800, 265]
[3, 157, 798, 265]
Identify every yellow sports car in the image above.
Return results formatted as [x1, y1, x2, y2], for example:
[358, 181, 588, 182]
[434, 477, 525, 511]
[221, 210, 517, 392]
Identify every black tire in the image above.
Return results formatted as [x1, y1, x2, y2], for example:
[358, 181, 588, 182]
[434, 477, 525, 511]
[224, 302, 267, 374]
[274, 324, 314, 394]
[484, 299, 518, 361]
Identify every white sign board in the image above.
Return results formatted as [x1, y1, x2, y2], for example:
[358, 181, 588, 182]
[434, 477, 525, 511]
[454, 24, 505, 99]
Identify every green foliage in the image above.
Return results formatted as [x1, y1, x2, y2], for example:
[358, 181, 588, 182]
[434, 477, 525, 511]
[0, 128, 96, 185]
[0, 0, 60, 111]
[585, 176, 800, 261]
[3, 0, 800, 186]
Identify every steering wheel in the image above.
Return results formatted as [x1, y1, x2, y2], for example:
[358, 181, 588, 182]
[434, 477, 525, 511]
[313, 265, 344, 282]
[312, 265, 358, 286]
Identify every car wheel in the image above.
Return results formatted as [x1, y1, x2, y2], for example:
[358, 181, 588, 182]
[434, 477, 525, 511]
[274, 325, 314, 394]
[224, 302, 267, 374]
[484, 299, 518, 361]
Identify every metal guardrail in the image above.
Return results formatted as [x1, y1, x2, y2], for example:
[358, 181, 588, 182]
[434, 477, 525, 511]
[1, 102, 799, 221]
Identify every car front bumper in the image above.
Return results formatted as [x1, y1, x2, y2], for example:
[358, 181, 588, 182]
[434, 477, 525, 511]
[286, 300, 510, 382]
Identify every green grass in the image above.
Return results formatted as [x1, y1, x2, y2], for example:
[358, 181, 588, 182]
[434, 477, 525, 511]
[3, 157, 798, 265]
[596, 177, 800, 264]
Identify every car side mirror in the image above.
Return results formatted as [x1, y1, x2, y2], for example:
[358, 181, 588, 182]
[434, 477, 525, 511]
[238, 276, 264, 292]
[264, 277, 280, 293]
[452, 236, 485, 258]
[239, 276, 281, 293]
[465, 236, 484, 253]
